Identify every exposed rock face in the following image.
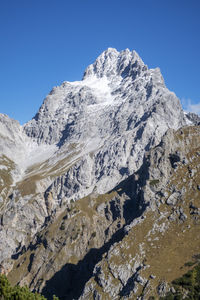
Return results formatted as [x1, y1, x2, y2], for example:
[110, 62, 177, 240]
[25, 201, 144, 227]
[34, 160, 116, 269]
[8, 187, 139, 299]
[79, 126, 200, 299]
[5, 125, 200, 300]
[22, 48, 187, 204]
[185, 112, 200, 125]
[0, 48, 198, 299]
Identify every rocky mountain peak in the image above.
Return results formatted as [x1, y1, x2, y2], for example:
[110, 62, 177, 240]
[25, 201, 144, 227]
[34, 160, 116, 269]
[83, 47, 146, 80]
[0, 47, 199, 300]
[24, 48, 175, 147]
[0, 49, 192, 281]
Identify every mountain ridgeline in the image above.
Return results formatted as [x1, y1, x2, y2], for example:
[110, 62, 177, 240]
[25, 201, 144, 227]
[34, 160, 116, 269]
[0, 48, 199, 299]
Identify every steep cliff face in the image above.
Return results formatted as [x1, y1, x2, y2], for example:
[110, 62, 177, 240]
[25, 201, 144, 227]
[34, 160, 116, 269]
[79, 126, 200, 299]
[23, 48, 186, 202]
[24, 48, 183, 146]
[0, 48, 197, 298]
[7, 186, 138, 299]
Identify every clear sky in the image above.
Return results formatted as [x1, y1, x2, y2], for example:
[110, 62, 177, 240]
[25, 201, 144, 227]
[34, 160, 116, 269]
[0, 0, 200, 124]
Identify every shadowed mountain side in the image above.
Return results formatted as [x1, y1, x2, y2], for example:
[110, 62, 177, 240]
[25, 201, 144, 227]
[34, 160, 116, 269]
[41, 220, 143, 300]
[41, 175, 147, 299]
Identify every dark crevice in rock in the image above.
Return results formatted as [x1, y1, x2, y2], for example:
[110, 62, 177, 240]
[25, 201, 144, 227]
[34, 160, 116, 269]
[11, 245, 26, 260]
[169, 153, 180, 168]
[119, 266, 143, 297]
[57, 120, 76, 148]
[28, 253, 35, 273]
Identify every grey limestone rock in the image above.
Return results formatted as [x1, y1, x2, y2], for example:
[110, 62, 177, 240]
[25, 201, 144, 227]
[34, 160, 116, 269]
[166, 192, 180, 206]
[157, 281, 170, 297]
[185, 112, 200, 125]
[0, 48, 192, 288]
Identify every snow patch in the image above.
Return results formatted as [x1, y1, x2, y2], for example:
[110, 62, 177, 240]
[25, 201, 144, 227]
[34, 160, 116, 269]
[68, 76, 115, 105]
[22, 142, 58, 171]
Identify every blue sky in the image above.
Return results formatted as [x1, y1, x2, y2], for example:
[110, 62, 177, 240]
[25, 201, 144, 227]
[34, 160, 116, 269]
[0, 0, 200, 124]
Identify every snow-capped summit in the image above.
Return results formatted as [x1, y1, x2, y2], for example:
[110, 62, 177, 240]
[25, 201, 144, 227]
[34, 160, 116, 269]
[0, 47, 191, 271]
[1, 48, 187, 191]
[24, 48, 178, 146]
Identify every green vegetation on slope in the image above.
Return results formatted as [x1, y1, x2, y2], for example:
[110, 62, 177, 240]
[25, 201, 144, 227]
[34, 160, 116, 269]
[0, 274, 59, 300]
[161, 262, 200, 299]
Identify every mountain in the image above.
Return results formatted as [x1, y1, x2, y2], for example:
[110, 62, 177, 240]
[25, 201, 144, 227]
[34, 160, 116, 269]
[0, 48, 198, 299]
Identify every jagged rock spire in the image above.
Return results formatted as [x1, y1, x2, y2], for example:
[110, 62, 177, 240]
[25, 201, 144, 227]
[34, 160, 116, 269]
[83, 47, 146, 79]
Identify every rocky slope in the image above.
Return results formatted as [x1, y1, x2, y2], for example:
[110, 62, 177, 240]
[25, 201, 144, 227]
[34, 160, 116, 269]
[79, 125, 200, 299]
[6, 125, 200, 300]
[0, 48, 198, 298]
